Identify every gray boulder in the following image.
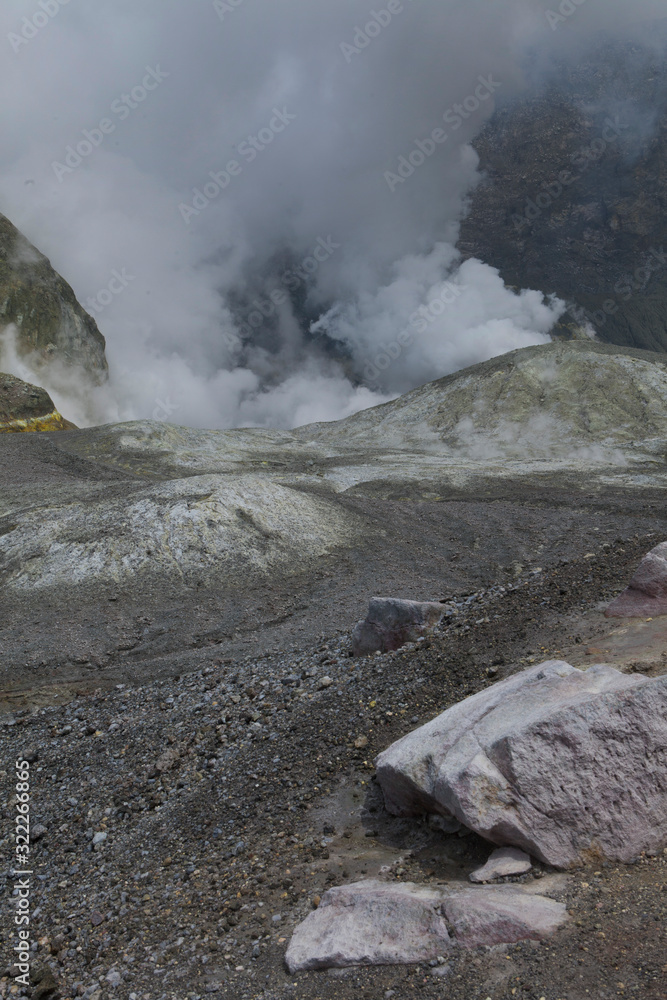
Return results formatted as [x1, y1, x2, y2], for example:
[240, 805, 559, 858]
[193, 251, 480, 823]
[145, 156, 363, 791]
[605, 541, 667, 618]
[443, 884, 567, 949]
[285, 879, 567, 971]
[351, 598, 446, 656]
[469, 847, 532, 883]
[285, 882, 450, 971]
[375, 660, 667, 868]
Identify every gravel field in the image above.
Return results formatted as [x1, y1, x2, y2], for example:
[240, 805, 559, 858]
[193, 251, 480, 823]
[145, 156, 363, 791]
[3, 533, 667, 1000]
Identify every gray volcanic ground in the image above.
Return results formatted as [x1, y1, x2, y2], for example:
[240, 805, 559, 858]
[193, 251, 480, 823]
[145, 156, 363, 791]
[2, 340, 667, 711]
[1, 342, 667, 1000]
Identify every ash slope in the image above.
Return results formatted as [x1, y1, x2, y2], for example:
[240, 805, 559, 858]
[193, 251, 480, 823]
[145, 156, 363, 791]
[2, 341, 667, 706]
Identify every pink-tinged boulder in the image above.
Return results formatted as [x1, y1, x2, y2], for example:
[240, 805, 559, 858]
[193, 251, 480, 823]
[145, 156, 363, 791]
[284, 881, 451, 972]
[469, 847, 532, 883]
[443, 884, 567, 949]
[351, 598, 446, 656]
[605, 542, 667, 617]
[284, 880, 567, 971]
[375, 660, 667, 868]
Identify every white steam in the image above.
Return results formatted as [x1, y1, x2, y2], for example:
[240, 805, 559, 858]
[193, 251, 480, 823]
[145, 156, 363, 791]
[0, 0, 663, 428]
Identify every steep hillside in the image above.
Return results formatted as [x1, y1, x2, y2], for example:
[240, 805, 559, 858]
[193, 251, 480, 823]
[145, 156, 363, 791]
[458, 27, 667, 352]
[0, 212, 108, 381]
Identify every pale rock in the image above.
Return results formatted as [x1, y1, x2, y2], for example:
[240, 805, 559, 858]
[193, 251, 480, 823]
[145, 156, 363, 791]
[443, 884, 567, 949]
[469, 847, 532, 882]
[375, 660, 667, 867]
[285, 881, 451, 971]
[285, 879, 567, 971]
[605, 541, 667, 617]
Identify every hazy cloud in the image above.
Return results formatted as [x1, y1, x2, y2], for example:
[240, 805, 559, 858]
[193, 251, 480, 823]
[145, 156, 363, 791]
[0, 0, 663, 427]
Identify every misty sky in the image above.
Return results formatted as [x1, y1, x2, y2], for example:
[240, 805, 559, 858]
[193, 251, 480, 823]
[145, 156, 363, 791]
[1, 0, 665, 428]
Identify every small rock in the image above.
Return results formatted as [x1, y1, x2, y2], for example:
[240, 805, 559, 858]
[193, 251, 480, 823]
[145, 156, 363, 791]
[90, 911, 105, 927]
[92, 832, 107, 846]
[30, 964, 59, 1000]
[317, 677, 333, 690]
[31, 824, 48, 841]
[606, 542, 667, 617]
[470, 848, 532, 882]
[352, 598, 446, 656]
[105, 970, 121, 988]
[354, 736, 368, 749]
[430, 965, 451, 978]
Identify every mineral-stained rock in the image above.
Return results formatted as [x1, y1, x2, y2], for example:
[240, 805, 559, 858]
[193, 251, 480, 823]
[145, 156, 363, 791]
[351, 598, 446, 656]
[375, 660, 667, 867]
[0, 372, 75, 432]
[469, 847, 532, 883]
[605, 541, 667, 618]
[284, 879, 568, 971]
[443, 885, 567, 949]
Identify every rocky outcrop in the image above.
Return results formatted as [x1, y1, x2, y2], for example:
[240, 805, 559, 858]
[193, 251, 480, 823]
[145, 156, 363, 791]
[605, 541, 667, 618]
[0, 213, 107, 381]
[351, 598, 446, 655]
[469, 847, 532, 883]
[458, 26, 667, 353]
[0, 372, 75, 433]
[285, 880, 568, 971]
[375, 660, 667, 868]
[47, 341, 667, 492]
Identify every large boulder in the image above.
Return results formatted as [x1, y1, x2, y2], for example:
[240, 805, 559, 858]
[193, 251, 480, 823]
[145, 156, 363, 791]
[605, 542, 667, 618]
[351, 597, 446, 655]
[285, 879, 568, 971]
[375, 660, 667, 868]
[0, 372, 75, 433]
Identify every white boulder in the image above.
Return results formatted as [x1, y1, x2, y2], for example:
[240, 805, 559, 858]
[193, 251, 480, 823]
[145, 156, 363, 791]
[469, 847, 532, 883]
[285, 879, 567, 972]
[375, 661, 667, 867]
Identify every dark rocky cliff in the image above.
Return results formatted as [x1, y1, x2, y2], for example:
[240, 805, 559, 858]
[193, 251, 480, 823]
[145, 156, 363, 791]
[0, 212, 108, 381]
[458, 27, 667, 352]
[0, 372, 75, 431]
